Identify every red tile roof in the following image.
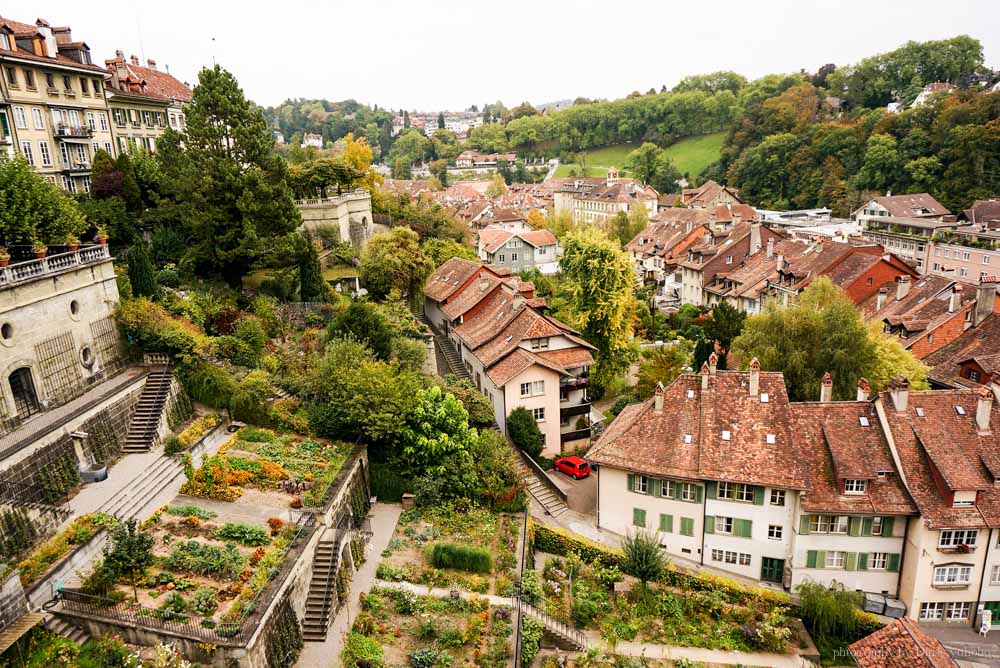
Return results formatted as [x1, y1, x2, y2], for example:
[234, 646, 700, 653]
[925, 314, 1000, 388]
[534, 348, 594, 370]
[850, 617, 958, 668]
[0, 16, 106, 73]
[105, 56, 192, 102]
[867, 193, 950, 218]
[485, 348, 569, 386]
[425, 257, 487, 303]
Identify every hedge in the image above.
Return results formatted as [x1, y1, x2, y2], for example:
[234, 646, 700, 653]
[531, 522, 883, 640]
[430, 543, 492, 573]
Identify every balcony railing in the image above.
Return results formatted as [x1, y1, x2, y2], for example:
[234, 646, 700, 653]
[560, 402, 590, 419]
[55, 124, 92, 138]
[560, 376, 589, 389]
[0, 245, 109, 289]
[560, 427, 591, 443]
[63, 160, 91, 172]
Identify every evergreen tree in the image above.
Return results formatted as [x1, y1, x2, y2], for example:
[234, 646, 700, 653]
[298, 235, 326, 302]
[0, 156, 85, 246]
[437, 112, 445, 129]
[115, 152, 143, 216]
[153, 65, 301, 287]
[91, 149, 123, 199]
[126, 242, 159, 299]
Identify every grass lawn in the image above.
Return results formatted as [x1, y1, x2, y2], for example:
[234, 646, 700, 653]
[552, 132, 725, 181]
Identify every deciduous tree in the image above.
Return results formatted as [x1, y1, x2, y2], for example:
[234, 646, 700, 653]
[358, 226, 435, 301]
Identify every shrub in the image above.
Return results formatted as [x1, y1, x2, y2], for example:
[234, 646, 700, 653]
[267, 517, 284, 536]
[621, 529, 666, 585]
[158, 592, 189, 621]
[507, 407, 543, 459]
[430, 543, 492, 574]
[165, 505, 217, 521]
[163, 436, 184, 455]
[410, 647, 441, 668]
[796, 579, 865, 644]
[179, 362, 237, 409]
[117, 298, 205, 357]
[215, 523, 270, 547]
[191, 587, 218, 616]
[156, 266, 181, 288]
[572, 596, 601, 628]
[163, 540, 247, 579]
[342, 632, 383, 668]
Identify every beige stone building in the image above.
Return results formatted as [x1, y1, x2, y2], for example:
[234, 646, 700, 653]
[555, 169, 658, 226]
[104, 51, 191, 155]
[0, 17, 115, 193]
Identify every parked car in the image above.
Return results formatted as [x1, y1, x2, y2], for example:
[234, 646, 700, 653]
[554, 456, 591, 479]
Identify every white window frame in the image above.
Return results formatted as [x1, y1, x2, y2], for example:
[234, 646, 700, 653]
[810, 515, 830, 533]
[531, 407, 545, 422]
[19, 140, 34, 165]
[519, 380, 544, 397]
[869, 553, 887, 570]
[38, 140, 51, 167]
[768, 524, 783, 540]
[661, 480, 675, 498]
[718, 482, 754, 503]
[844, 479, 867, 495]
[738, 553, 751, 566]
[13, 106, 26, 129]
[679, 483, 697, 502]
[530, 338, 549, 351]
[933, 565, 973, 585]
[825, 551, 845, 568]
[715, 516, 734, 535]
[635, 475, 648, 495]
[711, 549, 723, 562]
[770, 489, 785, 506]
[31, 108, 44, 129]
[940, 529, 978, 548]
[872, 517, 883, 536]
[946, 602, 971, 620]
[991, 564, 1000, 585]
[830, 516, 849, 534]
[919, 602, 944, 621]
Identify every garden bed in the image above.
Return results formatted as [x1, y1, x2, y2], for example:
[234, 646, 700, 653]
[375, 504, 519, 595]
[342, 587, 513, 668]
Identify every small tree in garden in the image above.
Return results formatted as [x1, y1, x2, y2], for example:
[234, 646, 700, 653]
[795, 579, 864, 644]
[507, 407, 544, 459]
[104, 518, 154, 601]
[126, 242, 159, 299]
[621, 529, 666, 586]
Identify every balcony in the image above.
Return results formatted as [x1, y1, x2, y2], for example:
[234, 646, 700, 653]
[0, 245, 110, 290]
[561, 376, 589, 389]
[63, 160, 91, 173]
[55, 124, 92, 139]
[560, 428, 591, 443]
[560, 402, 591, 419]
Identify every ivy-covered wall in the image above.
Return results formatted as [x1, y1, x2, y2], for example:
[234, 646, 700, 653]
[263, 594, 303, 668]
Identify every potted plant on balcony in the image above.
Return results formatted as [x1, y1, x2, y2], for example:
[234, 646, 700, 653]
[96, 227, 108, 245]
[65, 234, 80, 252]
[0, 248, 9, 268]
[32, 239, 47, 259]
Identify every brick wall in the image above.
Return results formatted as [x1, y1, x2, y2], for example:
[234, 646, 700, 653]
[843, 260, 912, 304]
[907, 305, 972, 360]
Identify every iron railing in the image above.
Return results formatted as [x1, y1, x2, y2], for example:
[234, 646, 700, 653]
[60, 514, 317, 645]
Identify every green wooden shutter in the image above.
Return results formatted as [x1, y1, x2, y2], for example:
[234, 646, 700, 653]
[660, 513, 673, 533]
[706, 481, 717, 499]
[681, 517, 694, 536]
[816, 550, 827, 569]
[882, 517, 894, 537]
[651, 478, 662, 497]
[887, 553, 900, 572]
[736, 519, 753, 538]
[704, 515, 715, 534]
[858, 553, 869, 570]
[753, 486, 765, 505]
[694, 485, 703, 503]
[633, 508, 646, 527]
[799, 515, 811, 535]
[806, 550, 818, 568]
[627, 473, 635, 492]
[849, 517, 862, 537]
[862, 517, 873, 536]
[845, 552, 858, 571]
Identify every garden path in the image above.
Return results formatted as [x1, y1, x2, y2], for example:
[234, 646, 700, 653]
[296, 503, 402, 667]
[373, 580, 812, 668]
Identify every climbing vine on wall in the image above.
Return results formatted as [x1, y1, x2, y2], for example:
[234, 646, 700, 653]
[0, 507, 40, 560]
[167, 390, 194, 431]
[336, 563, 350, 605]
[39, 452, 80, 504]
[263, 595, 303, 668]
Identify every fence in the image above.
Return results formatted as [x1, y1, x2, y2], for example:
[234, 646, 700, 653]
[60, 514, 318, 645]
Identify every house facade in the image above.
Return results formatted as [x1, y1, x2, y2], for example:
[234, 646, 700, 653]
[477, 227, 560, 275]
[103, 52, 191, 155]
[679, 222, 783, 307]
[556, 169, 658, 226]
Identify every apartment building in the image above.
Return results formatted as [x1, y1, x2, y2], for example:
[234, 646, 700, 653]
[625, 208, 708, 293]
[853, 193, 953, 273]
[424, 258, 596, 456]
[104, 52, 191, 155]
[679, 221, 783, 306]
[477, 227, 560, 275]
[555, 169, 659, 226]
[588, 360, 1000, 626]
[679, 180, 743, 210]
[929, 226, 1000, 282]
[0, 17, 115, 193]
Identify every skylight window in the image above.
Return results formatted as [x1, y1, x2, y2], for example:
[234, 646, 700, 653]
[721, 430, 731, 441]
[687, 390, 695, 399]
[760, 393, 769, 403]
[684, 434, 692, 444]
[956, 405, 967, 416]
[859, 416, 870, 427]
[766, 434, 776, 444]
[915, 407, 925, 417]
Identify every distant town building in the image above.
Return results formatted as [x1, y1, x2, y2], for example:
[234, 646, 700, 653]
[477, 227, 561, 275]
[301, 132, 323, 148]
[555, 168, 658, 226]
[455, 150, 517, 169]
[680, 180, 742, 210]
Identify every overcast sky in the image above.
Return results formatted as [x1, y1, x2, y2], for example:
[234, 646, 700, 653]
[20, 0, 1000, 111]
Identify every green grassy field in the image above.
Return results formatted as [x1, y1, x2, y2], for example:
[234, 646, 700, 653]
[552, 131, 725, 181]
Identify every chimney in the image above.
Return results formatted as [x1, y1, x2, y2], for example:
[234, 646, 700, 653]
[974, 277, 998, 327]
[820, 372, 833, 402]
[654, 383, 665, 412]
[115, 49, 124, 58]
[776, 253, 784, 272]
[750, 222, 762, 255]
[701, 362, 710, 390]
[896, 275, 910, 301]
[949, 284, 963, 313]
[130, 54, 140, 66]
[889, 376, 910, 412]
[708, 352, 718, 375]
[876, 287, 888, 311]
[765, 238, 774, 260]
[35, 21, 57, 58]
[856, 378, 871, 402]
[479, 271, 490, 292]
[146, 58, 157, 70]
[749, 357, 760, 397]
[976, 384, 993, 434]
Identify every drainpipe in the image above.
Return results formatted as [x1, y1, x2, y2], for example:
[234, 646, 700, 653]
[700, 482, 707, 567]
[974, 527, 993, 629]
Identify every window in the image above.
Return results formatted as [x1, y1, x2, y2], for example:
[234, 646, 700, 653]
[721, 430, 731, 441]
[810, 515, 830, 533]
[45, 72, 54, 89]
[635, 475, 648, 495]
[531, 407, 545, 422]
[93, 80, 100, 95]
[920, 602, 944, 621]
[38, 141, 51, 167]
[770, 489, 785, 506]
[170, 113, 178, 128]
[118, 136, 127, 154]
[80, 77, 89, 95]
[13, 107, 26, 129]
[60, 143, 70, 167]
[0, 34, 8, 49]
[92, 142, 100, 156]
[969, 370, 981, 383]
[991, 564, 1000, 585]
[825, 551, 845, 568]
[661, 480, 675, 498]
[99, 113, 108, 132]
[143, 111, 152, 126]
[530, 338, 549, 351]
[86, 112, 96, 130]
[710, 549, 750, 565]
[768, 525, 783, 540]
[519, 380, 544, 397]
[31, 108, 43, 129]
[104, 141, 113, 156]
[498, 254, 505, 263]
[511, 252, 518, 261]
[946, 602, 971, 620]
[940, 529, 978, 548]
[715, 516, 734, 534]
[985, 256, 991, 265]
[718, 482, 754, 502]
[23, 70, 34, 88]
[859, 416, 870, 427]
[920, 602, 970, 621]
[869, 553, 888, 570]
[680, 517, 694, 536]
[830, 515, 849, 534]
[62, 75, 72, 90]
[19, 141, 34, 165]
[80, 175, 90, 193]
[679, 483, 697, 502]
[113, 109, 125, 126]
[4, 65, 16, 85]
[964, 251, 971, 261]
[632, 508, 646, 528]
[844, 479, 867, 495]
[934, 565, 973, 585]
[872, 517, 884, 536]
[725, 255, 733, 264]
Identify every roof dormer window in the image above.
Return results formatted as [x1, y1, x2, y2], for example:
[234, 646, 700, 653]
[760, 393, 769, 403]
[687, 390, 695, 399]
[0, 34, 9, 50]
[683, 434, 692, 444]
[766, 434, 776, 444]
[915, 407, 925, 417]
[844, 479, 867, 495]
[721, 430, 731, 441]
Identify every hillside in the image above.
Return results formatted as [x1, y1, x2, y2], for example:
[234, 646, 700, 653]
[552, 132, 725, 180]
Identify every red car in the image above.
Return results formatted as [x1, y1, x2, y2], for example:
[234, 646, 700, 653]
[555, 456, 591, 479]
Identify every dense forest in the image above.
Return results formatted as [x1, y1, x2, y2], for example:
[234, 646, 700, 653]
[265, 35, 998, 212]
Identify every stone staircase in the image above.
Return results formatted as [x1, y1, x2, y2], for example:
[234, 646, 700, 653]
[411, 303, 471, 382]
[302, 538, 339, 642]
[43, 615, 89, 645]
[520, 601, 588, 649]
[96, 453, 183, 520]
[122, 367, 172, 453]
[513, 455, 569, 518]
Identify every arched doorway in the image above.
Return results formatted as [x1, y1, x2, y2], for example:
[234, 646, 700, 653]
[9, 367, 39, 419]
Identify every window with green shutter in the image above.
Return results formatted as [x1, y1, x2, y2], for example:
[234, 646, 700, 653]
[627, 473, 635, 492]
[694, 485, 703, 503]
[706, 481, 717, 499]
[753, 486, 765, 505]
[660, 513, 673, 533]
[735, 518, 753, 538]
[858, 552, 869, 570]
[680, 517, 694, 536]
[799, 515, 811, 535]
[849, 517, 862, 537]
[704, 515, 715, 533]
[633, 508, 647, 527]
[882, 517, 894, 537]
[887, 553, 900, 572]
[651, 478, 662, 497]
[845, 552, 858, 571]
[806, 550, 818, 568]
[862, 517, 873, 536]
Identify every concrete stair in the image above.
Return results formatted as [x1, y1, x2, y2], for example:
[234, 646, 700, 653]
[43, 615, 89, 645]
[122, 368, 172, 453]
[302, 539, 339, 642]
[96, 453, 183, 521]
[412, 305, 471, 382]
[520, 602, 588, 649]
[513, 456, 569, 518]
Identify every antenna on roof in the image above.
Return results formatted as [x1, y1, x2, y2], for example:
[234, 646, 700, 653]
[132, 0, 146, 65]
